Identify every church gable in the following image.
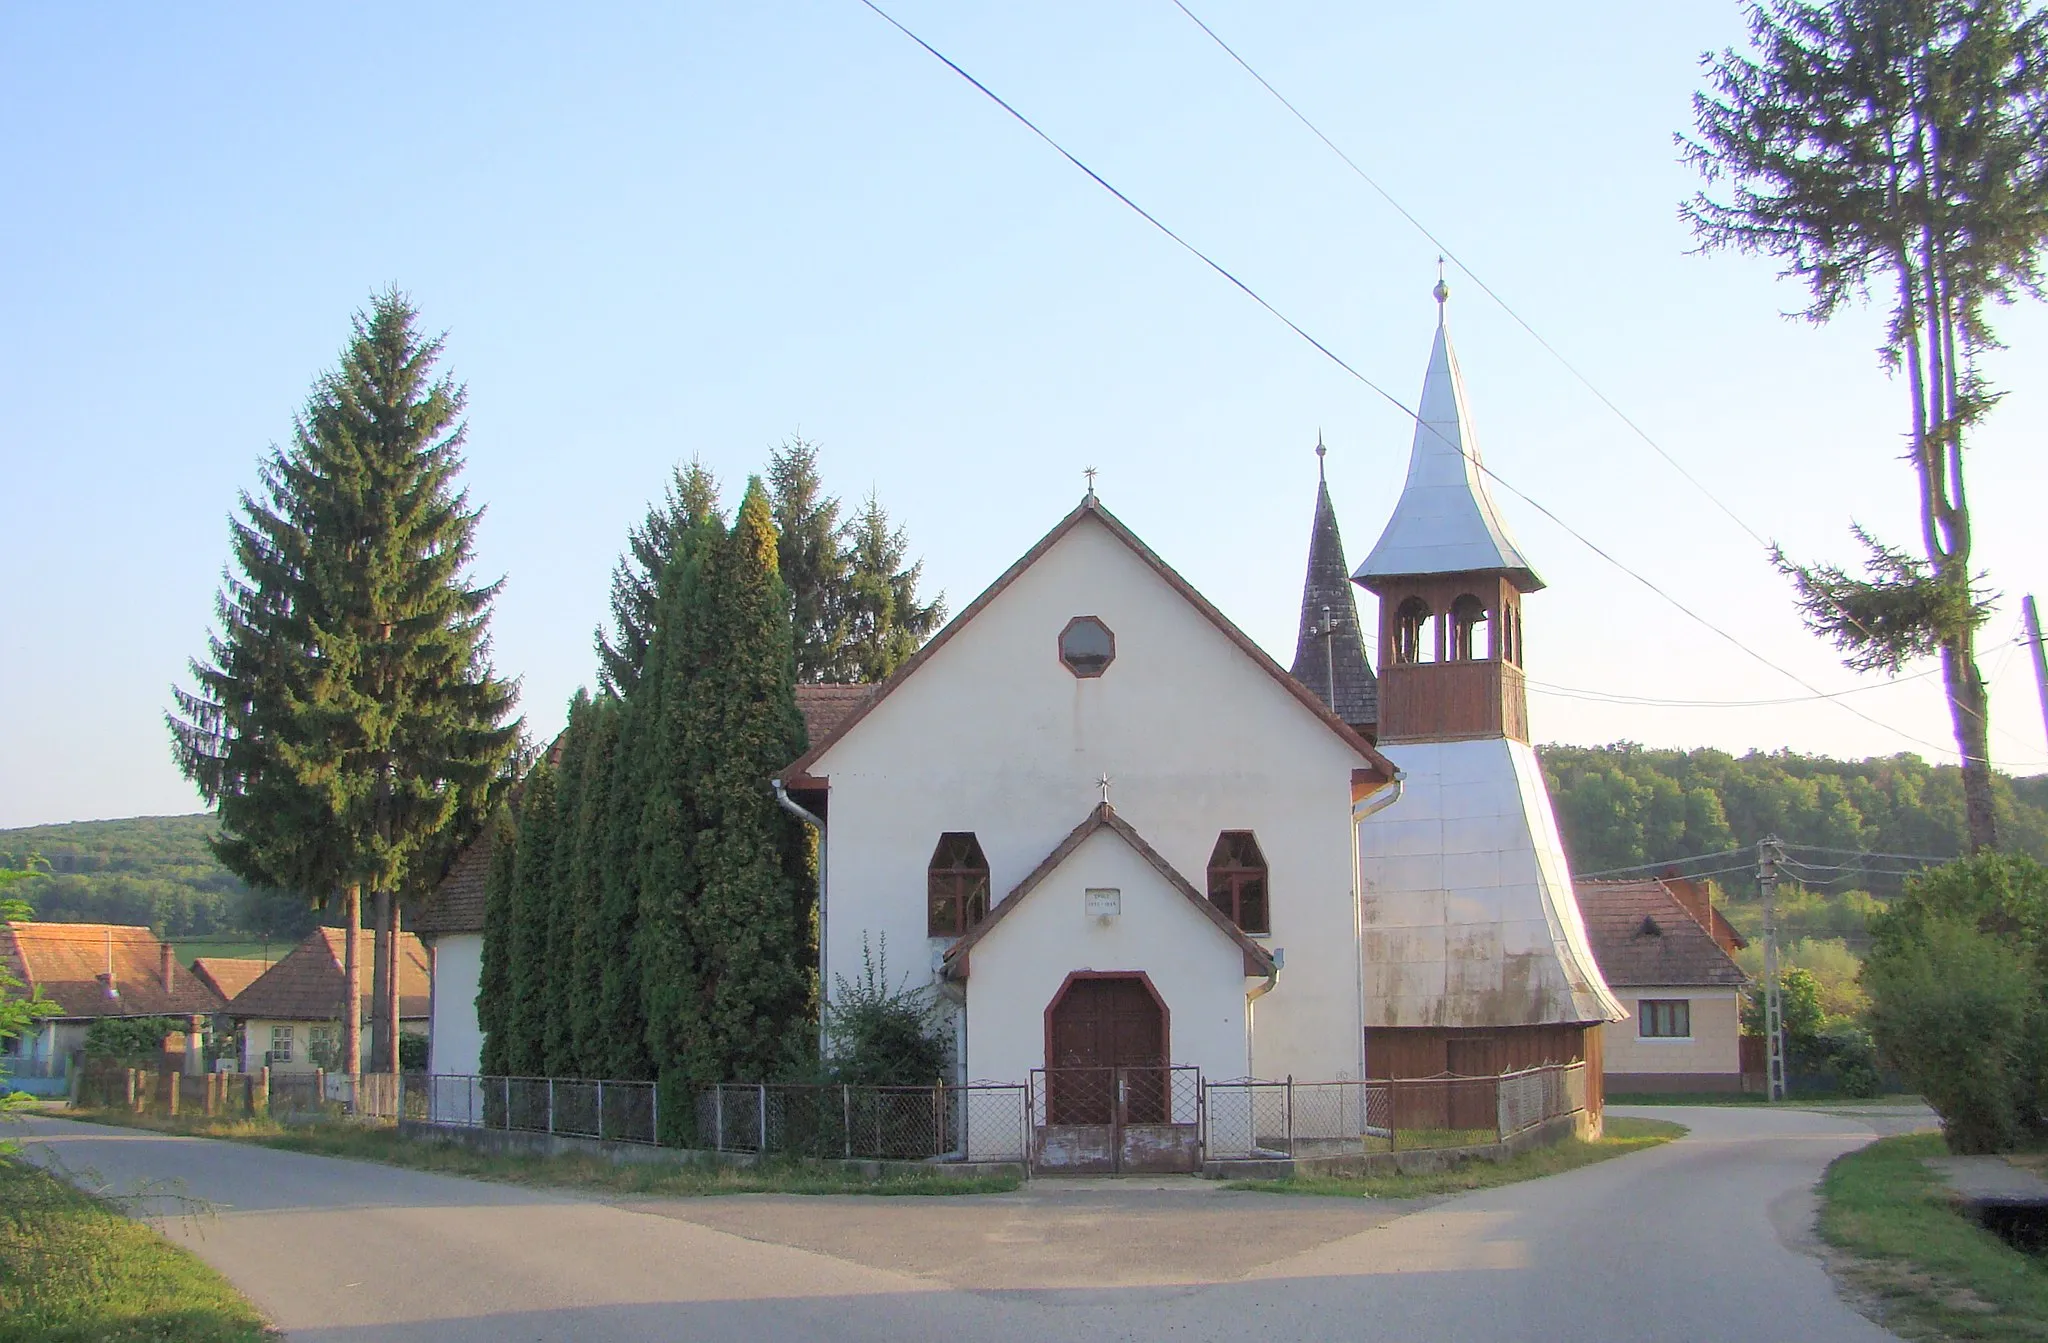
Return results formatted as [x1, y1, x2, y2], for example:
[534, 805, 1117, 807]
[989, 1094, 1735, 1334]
[780, 495, 1394, 789]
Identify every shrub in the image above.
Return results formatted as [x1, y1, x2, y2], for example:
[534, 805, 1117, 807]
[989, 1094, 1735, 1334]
[1864, 916, 2037, 1153]
[1810, 1021, 1882, 1099]
[399, 1032, 428, 1072]
[82, 1017, 182, 1065]
[823, 935, 950, 1086]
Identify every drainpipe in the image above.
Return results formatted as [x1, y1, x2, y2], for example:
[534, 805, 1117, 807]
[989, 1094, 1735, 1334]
[1351, 771, 1406, 1085]
[1245, 948, 1283, 1080]
[772, 779, 828, 1057]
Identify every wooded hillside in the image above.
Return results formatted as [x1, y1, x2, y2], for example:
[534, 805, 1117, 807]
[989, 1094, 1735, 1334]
[0, 814, 316, 940]
[1539, 744, 2048, 876]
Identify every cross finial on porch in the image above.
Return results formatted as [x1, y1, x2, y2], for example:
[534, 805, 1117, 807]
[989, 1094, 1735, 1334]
[1084, 466, 1098, 498]
[1097, 773, 1112, 806]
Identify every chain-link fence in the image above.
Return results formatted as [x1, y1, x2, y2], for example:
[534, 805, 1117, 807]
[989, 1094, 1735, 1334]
[1205, 1063, 1589, 1159]
[1028, 1066, 1202, 1128]
[688, 1082, 1027, 1162]
[419, 1076, 661, 1145]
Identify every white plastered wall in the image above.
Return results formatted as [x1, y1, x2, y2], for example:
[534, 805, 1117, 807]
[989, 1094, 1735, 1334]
[813, 512, 1367, 1084]
[1359, 737, 1622, 1028]
[427, 933, 485, 1078]
[964, 826, 1250, 1096]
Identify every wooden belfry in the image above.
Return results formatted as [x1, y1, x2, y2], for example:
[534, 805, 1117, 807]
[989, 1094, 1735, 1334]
[1353, 276, 1541, 746]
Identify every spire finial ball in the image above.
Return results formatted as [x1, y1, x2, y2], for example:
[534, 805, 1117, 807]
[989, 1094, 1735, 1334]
[1433, 277, 1450, 306]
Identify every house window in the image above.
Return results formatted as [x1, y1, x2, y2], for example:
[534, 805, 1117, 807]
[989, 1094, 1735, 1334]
[1207, 831, 1269, 935]
[1639, 999, 1691, 1038]
[928, 832, 991, 937]
[1058, 616, 1115, 677]
[268, 1024, 295, 1065]
[308, 1025, 334, 1065]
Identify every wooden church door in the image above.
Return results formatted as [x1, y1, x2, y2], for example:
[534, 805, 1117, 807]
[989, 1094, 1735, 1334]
[1046, 975, 1166, 1125]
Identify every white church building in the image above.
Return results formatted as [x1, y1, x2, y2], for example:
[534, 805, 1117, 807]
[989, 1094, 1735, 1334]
[422, 285, 1621, 1163]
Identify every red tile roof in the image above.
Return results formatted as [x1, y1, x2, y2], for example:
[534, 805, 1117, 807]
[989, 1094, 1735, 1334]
[410, 835, 494, 937]
[1576, 880, 1748, 990]
[189, 957, 271, 1004]
[229, 928, 431, 1022]
[795, 683, 878, 743]
[0, 922, 225, 1019]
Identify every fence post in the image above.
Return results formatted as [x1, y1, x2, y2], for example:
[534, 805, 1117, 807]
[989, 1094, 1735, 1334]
[166, 1072, 179, 1118]
[596, 1079, 605, 1142]
[650, 1079, 659, 1146]
[713, 1085, 724, 1151]
[933, 1081, 944, 1159]
[547, 1078, 556, 1135]
[842, 1085, 851, 1159]
[1390, 1077, 1400, 1152]
[1285, 1075, 1294, 1155]
[257, 1066, 270, 1117]
[125, 1067, 138, 1113]
[757, 1083, 768, 1154]
[502, 1076, 511, 1131]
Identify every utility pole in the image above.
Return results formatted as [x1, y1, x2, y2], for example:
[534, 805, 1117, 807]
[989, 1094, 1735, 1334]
[1759, 836, 1785, 1102]
[1320, 604, 1339, 712]
[2024, 595, 2048, 749]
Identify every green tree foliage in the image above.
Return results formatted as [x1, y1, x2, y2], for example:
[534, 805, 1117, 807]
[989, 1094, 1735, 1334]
[169, 290, 521, 1075]
[1541, 743, 2048, 874]
[768, 436, 850, 683]
[1683, 0, 2048, 851]
[838, 492, 945, 684]
[474, 809, 518, 1078]
[539, 700, 594, 1079]
[0, 815, 318, 940]
[566, 697, 621, 1077]
[595, 460, 722, 698]
[81, 1017, 182, 1065]
[823, 936, 951, 1085]
[501, 765, 557, 1079]
[0, 864, 57, 1083]
[1864, 852, 2048, 1150]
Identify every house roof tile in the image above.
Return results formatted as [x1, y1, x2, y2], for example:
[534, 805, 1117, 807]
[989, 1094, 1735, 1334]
[189, 957, 271, 1004]
[0, 922, 225, 1019]
[229, 928, 431, 1022]
[1576, 879, 1748, 989]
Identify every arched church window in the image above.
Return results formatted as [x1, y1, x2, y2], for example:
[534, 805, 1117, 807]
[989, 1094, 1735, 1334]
[1207, 831, 1269, 935]
[1392, 597, 1432, 665]
[1511, 608, 1524, 666]
[928, 832, 990, 937]
[1450, 595, 1488, 661]
[1059, 616, 1116, 678]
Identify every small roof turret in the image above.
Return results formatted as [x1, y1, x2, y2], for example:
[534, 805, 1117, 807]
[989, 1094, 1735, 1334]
[1291, 434, 1378, 732]
[1353, 282, 1542, 592]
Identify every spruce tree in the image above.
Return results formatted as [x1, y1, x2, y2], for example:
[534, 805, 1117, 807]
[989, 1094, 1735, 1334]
[503, 763, 557, 1077]
[678, 480, 813, 1082]
[475, 807, 519, 1077]
[595, 460, 721, 698]
[839, 492, 946, 683]
[767, 436, 849, 682]
[170, 290, 520, 1077]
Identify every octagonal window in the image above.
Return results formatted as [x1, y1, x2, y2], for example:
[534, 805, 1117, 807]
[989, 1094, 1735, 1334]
[1059, 616, 1115, 678]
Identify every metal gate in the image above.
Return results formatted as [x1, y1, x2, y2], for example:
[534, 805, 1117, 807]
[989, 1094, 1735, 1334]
[1028, 1065, 1201, 1174]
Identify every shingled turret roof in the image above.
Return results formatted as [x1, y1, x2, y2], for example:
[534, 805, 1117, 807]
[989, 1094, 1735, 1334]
[1290, 448, 1377, 732]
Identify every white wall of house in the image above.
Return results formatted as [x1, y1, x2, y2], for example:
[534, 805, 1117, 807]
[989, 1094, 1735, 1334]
[1600, 988, 1741, 1079]
[1359, 737, 1620, 1029]
[964, 825, 1252, 1095]
[427, 933, 485, 1078]
[813, 512, 1371, 1084]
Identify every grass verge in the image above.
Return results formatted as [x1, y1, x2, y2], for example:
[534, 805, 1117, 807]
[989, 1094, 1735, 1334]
[0, 1156, 275, 1343]
[1222, 1116, 1686, 1199]
[55, 1107, 1021, 1197]
[1819, 1132, 2048, 1341]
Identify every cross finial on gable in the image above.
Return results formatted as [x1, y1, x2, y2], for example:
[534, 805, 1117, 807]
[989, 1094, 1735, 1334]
[1084, 466, 1098, 498]
[1097, 773, 1112, 807]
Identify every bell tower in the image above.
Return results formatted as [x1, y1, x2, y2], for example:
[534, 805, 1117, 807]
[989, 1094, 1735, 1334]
[1352, 277, 1541, 744]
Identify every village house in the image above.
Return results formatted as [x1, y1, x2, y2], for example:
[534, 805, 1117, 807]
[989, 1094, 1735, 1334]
[228, 928, 430, 1074]
[0, 921, 224, 1087]
[190, 956, 271, 1007]
[1578, 876, 1750, 1093]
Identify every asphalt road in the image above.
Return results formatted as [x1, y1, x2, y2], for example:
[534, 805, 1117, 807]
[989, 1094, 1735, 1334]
[13, 1104, 1921, 1342]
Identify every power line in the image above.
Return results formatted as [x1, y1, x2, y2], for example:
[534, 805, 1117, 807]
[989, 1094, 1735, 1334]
[852, 0, 1997, 763]
[1165, 0, 1771, 550]
[1526, 666, 1944, 710]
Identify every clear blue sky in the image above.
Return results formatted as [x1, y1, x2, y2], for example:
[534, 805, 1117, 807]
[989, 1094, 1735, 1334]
[4, 1, 2044, 830]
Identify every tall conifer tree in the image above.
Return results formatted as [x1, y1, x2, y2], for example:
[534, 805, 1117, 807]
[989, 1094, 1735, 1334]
[170, 290, 519, 1076]
[839, 492, 945, 683]
[596, 460, 721, 698]
[767, 436, 849, 682]
[678, 480, 812, 1082]
[475, 807, 519, 1077]
[503, 763, 556, 1077]
[540, 700, 593, 1077]
[568, 697, 621, 1077]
